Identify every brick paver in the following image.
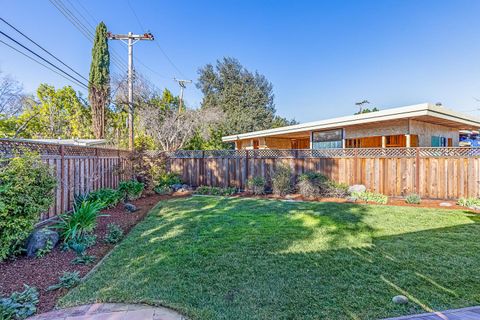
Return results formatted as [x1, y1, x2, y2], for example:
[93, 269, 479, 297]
[27, 303, 186, 320]
[383, 306, 480, 320]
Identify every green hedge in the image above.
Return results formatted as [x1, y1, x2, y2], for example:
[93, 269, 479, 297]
[0, 152, 57, 261]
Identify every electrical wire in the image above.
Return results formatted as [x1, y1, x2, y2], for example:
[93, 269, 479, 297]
[0, 30, 88, 88]
[0, 39, 87, 89]
[0, 17, 89, 83]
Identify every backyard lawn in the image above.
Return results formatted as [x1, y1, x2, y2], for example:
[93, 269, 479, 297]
[59, 196, 480, 319]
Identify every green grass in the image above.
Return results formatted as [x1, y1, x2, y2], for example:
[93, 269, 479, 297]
[58, 197, 480, 319]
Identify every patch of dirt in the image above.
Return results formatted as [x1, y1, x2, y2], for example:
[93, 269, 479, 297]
[0, 192, 189, 313]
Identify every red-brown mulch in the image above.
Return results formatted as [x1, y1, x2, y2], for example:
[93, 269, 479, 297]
[0, 192, 188, 313]
[235, 192, 476, 212]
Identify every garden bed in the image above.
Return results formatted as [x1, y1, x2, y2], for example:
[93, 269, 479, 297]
[0, 192, 188, 314]
[235, 192, 475, 212]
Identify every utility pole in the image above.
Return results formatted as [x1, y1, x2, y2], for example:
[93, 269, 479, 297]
[174, 78, 192, 113]
[107, 31, 154, 150]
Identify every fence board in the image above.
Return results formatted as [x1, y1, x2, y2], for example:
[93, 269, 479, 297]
[165, 147, 480, 200]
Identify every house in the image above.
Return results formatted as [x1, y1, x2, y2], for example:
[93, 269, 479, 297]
[222, 103, 480, 149]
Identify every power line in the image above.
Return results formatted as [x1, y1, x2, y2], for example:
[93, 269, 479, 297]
[0, 30, 88, 89]
[126, 1, 189, 79]
[49, 0, 128, 72]
[0, 17, 89, 83]
[0, 39, 87, 89]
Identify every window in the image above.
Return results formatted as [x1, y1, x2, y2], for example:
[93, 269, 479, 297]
[431, 136, 448, 147]
[312, 129, 343, 149]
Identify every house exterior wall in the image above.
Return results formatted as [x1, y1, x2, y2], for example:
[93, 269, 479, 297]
[409, 120, 459, 147]
[233, 119, 460, 149]
[344, 120, 409, 139]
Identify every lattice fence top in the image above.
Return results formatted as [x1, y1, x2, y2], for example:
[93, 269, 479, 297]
[164, 147, 480, 159]
[0, 139, 130, 158]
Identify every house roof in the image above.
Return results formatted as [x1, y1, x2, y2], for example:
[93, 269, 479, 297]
[222, 103, 480, 142]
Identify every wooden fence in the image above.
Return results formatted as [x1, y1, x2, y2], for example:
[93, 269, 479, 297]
[0, 140, 132, 221]
[163, 148, 480, 200]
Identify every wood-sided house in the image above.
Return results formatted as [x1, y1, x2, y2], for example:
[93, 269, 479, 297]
[222, 103, 480, 149]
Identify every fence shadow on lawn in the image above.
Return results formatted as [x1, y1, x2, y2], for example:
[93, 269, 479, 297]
[59, 198, 480, 320]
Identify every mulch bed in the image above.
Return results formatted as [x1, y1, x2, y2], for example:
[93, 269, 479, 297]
[235, 192, 476, 212]
[0, 192, 188, 313]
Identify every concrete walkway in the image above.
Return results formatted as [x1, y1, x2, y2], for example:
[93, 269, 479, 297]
[28, 303, 186, 320]
[383, 306, 480, 320]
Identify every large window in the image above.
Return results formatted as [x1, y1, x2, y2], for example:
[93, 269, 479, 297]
[312, 129, 343, 149]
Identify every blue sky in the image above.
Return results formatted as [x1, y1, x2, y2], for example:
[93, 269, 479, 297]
[1, 0, 480, 122]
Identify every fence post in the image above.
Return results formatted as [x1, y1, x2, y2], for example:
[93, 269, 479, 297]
[201, 150, 205, 186]
[60, 145, 65, 213]
[117, 149, 121, 186]
[415, 147, 420, 194]
[245, 150, 249, 188]
[354, 148, 358, 184]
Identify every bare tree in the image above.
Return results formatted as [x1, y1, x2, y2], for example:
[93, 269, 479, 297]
[0, 71, 24, 116]
[138, 105, 224, 151]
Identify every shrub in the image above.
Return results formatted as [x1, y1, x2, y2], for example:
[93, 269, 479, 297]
[0, 152, 57, 261]
[297, 172, 350, 199]
[272, 164, 292, 196]
[35, 239, 54, 258]
[83, 188, 122, 209]
[351, 191, 388, 204]
[47, 271, 81, 291]
[405, 193, 421, 204]
[0, 285, 39, 320]
[104, 223, 123, 244]
[156, 172, 182, 188]
[154, 185, 173, 195]
[247, 177, 266, 195]
[71, 254, 96, 265]
[194, 186, 237, 196]
[54, 201, 104, 244]
[118, 180, 144, 201]
[457, 197, 480, 208]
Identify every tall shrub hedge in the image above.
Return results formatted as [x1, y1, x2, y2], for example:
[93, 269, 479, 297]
[0, 152, 57, 261]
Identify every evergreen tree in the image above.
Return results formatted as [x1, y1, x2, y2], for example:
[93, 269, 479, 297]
[88, 22, 110, 139]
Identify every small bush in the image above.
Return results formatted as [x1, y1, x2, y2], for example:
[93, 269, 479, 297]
[72, 254, 96, 265]
[405, 194, 421, 204]
[272, 165, 292, 196]
[297, 172, 325, 198]
[0, 285, 39, 320]
[247, 177, 266, 195]
[351, 191, 388, 204]
[84, 188, 122, 209]
[156, 172, 182, 188]
[0, 152, 57, 261]
[194, 186, 237, 196]
[54, 201, 104, 244]
[118, 180, 144, 201]
[154, 185, 173, 195]
[47, 271, 81, 291]
[35, 239, 54, 258]
[104, 223, 123, 244]
[457, 197, 480, 208]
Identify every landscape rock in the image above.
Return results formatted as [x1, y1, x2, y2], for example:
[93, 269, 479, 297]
[345, 196, 357, 203]
[348, 184, 366, 194]
[439, 202, 453, 207]
[178, 184, 192, 192]
[171, 184, 183, 191]
[392, 295, 409, 304]
[124, 203, 138, 213]
[26, 228, 59, 257]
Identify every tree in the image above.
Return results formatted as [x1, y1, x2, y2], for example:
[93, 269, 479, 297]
[0, 71, 24, 117]
[0, 84, 92, 139]
[89, 22, 110, 139]
[197, 57, 292, 136]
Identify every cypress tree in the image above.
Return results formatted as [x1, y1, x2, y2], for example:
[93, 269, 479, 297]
[88, 22, 110, 139]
